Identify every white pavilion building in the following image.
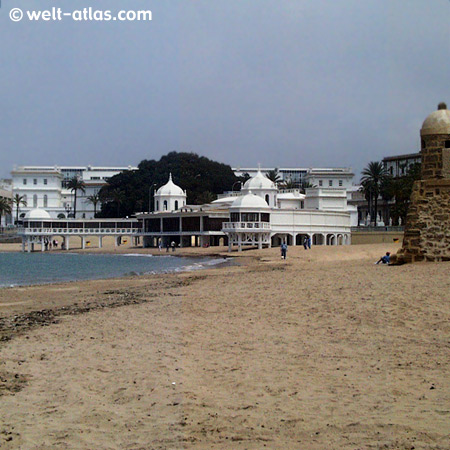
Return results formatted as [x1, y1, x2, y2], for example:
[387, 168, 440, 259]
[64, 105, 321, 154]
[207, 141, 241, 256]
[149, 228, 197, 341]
[140, 170, 355, 251]
[18, 171, 354, 252]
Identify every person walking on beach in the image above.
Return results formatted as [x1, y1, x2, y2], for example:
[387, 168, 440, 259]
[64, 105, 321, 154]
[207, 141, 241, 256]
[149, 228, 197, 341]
[375, 252, 391, 264]
[171, 241, 176, 252]
[308, 236, 311, 249]
[303, 236, 308, 250]
[281, 242, 287, 259]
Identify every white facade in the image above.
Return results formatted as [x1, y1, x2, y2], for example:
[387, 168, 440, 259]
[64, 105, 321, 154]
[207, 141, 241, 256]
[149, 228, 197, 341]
[305, 168, 354, 189]
[11, 165, 137, 220]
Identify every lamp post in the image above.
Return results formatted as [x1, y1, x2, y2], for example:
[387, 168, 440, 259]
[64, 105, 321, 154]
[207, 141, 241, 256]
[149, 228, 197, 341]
[232, 181, 242, 192]
[149, 183, 157, 213]
[65, 204, 72, 219]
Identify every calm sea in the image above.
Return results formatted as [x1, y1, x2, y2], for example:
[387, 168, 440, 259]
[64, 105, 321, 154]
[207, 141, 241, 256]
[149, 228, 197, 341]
[0, 252, 228, 288]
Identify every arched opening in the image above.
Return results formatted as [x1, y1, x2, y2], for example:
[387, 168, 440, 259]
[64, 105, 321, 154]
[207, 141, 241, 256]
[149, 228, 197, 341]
[57, 213, 66, 219]
[156, 201, 159, 211]
[265, 194, 270, 206]
[163, 200, 168, 211]
[175, 200, 179, 210]
[313, 233, 324, 245]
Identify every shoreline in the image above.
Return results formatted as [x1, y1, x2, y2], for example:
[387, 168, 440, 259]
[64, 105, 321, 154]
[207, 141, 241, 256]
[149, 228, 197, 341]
[0, 251, 236, 290]
[1, 242, 449, 449]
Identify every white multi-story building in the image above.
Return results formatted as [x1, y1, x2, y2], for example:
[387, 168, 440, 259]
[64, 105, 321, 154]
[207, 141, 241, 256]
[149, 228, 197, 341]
[11, 165, 137, 221]
[233, 166, 355, 188]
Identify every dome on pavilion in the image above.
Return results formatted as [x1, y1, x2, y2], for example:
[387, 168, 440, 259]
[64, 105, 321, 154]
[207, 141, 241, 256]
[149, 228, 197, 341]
[155, 174, 185, 196]
[231, 193, 270, 209]
[25, 208, 51, 220]
[243, 170, 277, 191]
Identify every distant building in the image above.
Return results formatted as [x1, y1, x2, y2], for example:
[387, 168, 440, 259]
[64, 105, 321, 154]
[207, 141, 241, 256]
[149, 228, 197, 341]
[233, 166, 354, 189]
[11, 165, 137, 221]
[382, 152, 421, 178]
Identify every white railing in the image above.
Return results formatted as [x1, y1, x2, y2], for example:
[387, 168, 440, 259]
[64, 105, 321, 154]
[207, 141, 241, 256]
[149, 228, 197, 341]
[21, 228, 140, 235]
[222, 222, 271, 231]
[216, 191, 243, 199]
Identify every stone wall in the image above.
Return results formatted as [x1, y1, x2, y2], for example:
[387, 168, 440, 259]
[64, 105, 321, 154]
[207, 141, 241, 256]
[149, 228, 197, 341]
[394, 178, 450, 262]
[421, 133, 450, 179]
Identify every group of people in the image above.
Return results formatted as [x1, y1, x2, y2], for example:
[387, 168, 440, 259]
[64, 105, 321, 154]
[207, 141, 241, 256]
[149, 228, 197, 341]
[280, 239, 392, 266]
[43, 238, 58, 251]
[158, 241, 177, 252]
[280, 236, 312, 259]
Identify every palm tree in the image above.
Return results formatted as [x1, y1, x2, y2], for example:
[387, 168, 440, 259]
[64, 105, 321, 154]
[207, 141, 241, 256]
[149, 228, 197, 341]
[360, 161, 388, 226]
[13, 194, 27, 224]
[281, 177, 297, 190]
[67, 177, 85, 218]
[0, 197, 12, 227]
[299, 180, 314, 194]
[86, 193, 100, 218]
[266, 169, 281, 184]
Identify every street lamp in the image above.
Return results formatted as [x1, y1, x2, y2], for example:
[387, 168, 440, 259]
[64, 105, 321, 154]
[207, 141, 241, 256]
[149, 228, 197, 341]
[65, 204, 72, 218]
[149, 183, 157, 213]
[232, 181, 242, 192]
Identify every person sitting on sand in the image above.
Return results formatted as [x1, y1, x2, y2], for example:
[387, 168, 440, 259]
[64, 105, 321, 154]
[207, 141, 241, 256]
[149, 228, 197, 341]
[375, 252, 391, 265]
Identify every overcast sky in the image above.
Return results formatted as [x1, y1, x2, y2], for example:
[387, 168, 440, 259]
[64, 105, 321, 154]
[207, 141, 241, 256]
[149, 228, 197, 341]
[1, 0, 450, 179]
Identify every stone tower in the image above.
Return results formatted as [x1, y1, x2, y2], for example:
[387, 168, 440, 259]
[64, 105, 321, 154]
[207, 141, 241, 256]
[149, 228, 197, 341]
[394, 102, 450, 263]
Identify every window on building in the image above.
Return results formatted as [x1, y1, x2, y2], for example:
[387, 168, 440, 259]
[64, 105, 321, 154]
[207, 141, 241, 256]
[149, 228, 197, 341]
[43, 195, 48, 207]
[445, 140, 450, 148]
[329, 180, 333, 187]
[339, 180, 343, 187]
[44, 179, 47, 185]
[33, 179, 37, 185]
[33, 194, 37, 207]
[175, 200, 179, 210]
[156, 201, 159, 211]
[319, 180, 323, 187]
[23, 179, 27, 185]
[265, 194, 270, 205]
[163, 200, 168, 211]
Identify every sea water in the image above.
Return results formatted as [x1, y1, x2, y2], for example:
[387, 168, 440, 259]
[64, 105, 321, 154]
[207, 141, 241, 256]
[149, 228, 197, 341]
[0, 252, 228, 288]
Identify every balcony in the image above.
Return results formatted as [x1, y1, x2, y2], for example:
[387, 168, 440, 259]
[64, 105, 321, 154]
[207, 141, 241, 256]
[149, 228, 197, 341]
[222, 222, 271, 232]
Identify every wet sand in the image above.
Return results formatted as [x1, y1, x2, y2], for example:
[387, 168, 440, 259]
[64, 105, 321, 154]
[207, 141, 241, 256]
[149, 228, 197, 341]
[1, 243, 449, 449]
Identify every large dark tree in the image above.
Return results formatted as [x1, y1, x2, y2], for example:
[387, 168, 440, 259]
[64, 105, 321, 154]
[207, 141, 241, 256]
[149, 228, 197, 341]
[98, 152, 239, 217]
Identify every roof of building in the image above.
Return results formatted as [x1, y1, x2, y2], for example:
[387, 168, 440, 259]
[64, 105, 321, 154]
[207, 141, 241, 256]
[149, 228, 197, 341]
[25, 208, 52, 220]
[230, 193, 270, 209]
[421, 103, 450, 136]
[242, 170, 276, 191]
[382, 153, 421, 162]
[155, 174, 186, 197]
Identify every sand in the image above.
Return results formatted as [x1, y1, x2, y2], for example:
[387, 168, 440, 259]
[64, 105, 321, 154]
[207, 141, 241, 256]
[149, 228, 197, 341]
[0, 243, 449, 449]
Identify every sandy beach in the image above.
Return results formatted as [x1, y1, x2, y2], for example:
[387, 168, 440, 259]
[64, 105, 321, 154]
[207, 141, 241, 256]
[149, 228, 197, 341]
[1, 243, 449, 449]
